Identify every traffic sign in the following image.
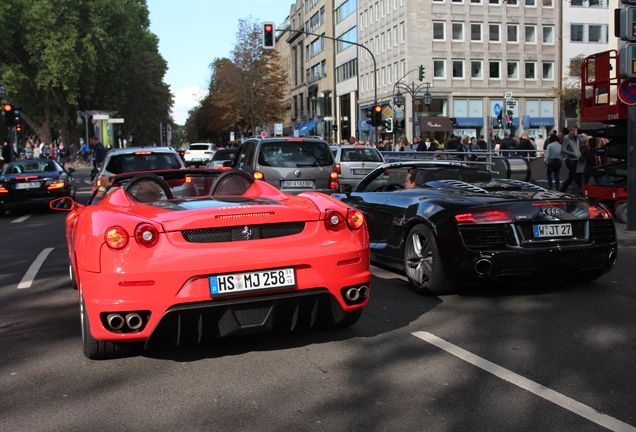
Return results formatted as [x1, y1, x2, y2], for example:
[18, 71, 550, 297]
[618, 78, 636, 104]
[494, 103, 501, 116]
[504, 92, 513, 99]
[261, 131, 268, 137]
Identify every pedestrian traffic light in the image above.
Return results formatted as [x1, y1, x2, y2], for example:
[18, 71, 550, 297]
[496, 111, 503, 129]
[506, 110, 514, 128]
[2, 103, 14, 126]
[418, 65, 425, 81]
[385, 118, 394, 133]
[262, 22, 275, 49]
[396, 118, 405, 131]
[372, 105, 382, 127]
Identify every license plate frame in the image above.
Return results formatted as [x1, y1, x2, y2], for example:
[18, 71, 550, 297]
[15, 182, 42, 189]
[209, 267, 296, 297]
[532, 223, 572, 238]
[282, 180, 313, 188]
[353, 169, 371, 175]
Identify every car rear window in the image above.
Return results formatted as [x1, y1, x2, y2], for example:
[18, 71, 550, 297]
[258, 142, 333, 167]
[341, 148, 384, 162]
[213, 149, 237, 161]
[105, 153, 183, 174]
[189, 144, 212, 151]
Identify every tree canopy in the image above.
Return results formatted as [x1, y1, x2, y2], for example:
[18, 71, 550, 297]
[186, 17, 287, 144]
[0, 0, 172, 147]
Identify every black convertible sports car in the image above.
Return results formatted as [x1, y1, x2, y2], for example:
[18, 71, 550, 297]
[333, 161, 617, 295]
[0, 159, 76, 214]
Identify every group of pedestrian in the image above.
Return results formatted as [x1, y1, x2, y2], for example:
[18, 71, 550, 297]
[542, 125, 602, 193]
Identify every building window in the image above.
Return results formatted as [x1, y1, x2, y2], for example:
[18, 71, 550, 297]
[543, 26, 554, 44]
[507, 61, 519, 79]
[589, 25, 603, 42]
[571, 24, 584, 42]
[434, 59, 445, 78]
[507, 0, 518, 5]
[336, 59, 358, 83]
[543, 0, 553, 5]
[526, 0, 536, 5]
[452, 22, 464, 41]
[489, 24, 500, 42]
[471, 61, 482, 78]
[489, 0, 499, 4]
[336, 27, 357, 53]
[471, 23, 482, 41]
[571, 23, 607, 43]
[542, 62, 553, 79]
[525, 25, 536, 43]
[507, 25, 518, 43]
[453, 60, 464, 78]
[335, 0, 357, 24]
[433, 22, 445, 41]
[489, 61, 501, 78]
[525, 62, 536, 79]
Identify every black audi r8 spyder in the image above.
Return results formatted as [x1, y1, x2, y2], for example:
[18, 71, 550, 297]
[0, 159, 76, 214]
[333, 161, 617, 295]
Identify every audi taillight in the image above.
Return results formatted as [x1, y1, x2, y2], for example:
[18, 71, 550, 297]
[324, 209, 346, 231]
[134, 223, 159, 247]
[454, 209, 512, 225]
[0, 186, 8, 193]
[105, 226, 129, 249]
[346, 208, 365, 229]
[588, 205, 612, 219]
[47, 181, 65, 190]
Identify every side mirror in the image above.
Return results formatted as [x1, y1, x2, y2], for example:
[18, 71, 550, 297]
[50, 197, 81, 211]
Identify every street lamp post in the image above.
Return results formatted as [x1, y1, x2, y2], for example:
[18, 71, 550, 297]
[77, 111, 91, 152]
[392, 80, 432, 142]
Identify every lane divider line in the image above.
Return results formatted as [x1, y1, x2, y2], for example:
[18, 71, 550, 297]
[412, 331, 636, 432]
[11, 214, 32, 223]
[17, 248, 54, 290]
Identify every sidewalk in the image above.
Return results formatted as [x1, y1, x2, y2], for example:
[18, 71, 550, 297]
[615, 222, 636, 247]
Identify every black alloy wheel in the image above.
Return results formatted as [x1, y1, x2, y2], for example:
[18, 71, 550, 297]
[404, 224, 454, 295]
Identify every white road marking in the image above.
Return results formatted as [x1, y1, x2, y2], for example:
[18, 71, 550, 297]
[11, 214, 32, 223]
[413, 331, 636, 432]
[17, 248, 54, 289]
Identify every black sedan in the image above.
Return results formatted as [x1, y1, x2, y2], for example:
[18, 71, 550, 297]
[333, 161, 617, 295]
[0, 159, 76, 214]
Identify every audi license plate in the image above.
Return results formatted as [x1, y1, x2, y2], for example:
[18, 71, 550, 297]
[209, 267, 295, 296]
[533, 223, 572, 238]
[283, 180, 313, 188]
[353, 169, 371, 175]
[15, 182, 41, 189]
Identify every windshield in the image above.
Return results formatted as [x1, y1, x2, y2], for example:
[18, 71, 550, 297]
[213, 149, 237, 161]
[189, 144, 213, 151]
[6, 161, 59, 174]
[357, 166, 492, 192]
[257, 142, 333, 167]
[341, 148, 383, 162]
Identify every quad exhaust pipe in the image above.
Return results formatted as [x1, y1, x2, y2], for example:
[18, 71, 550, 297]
[106, 313, 125, 330]
[125, 313, 144, 330]
[344, 285, 370, 302]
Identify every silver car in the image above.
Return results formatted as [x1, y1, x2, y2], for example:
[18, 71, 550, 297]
[233, 137, 339, 194]
[331, 145, 386, 191]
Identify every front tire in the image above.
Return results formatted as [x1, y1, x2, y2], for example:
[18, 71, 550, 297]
[615, 202, 627, 224]
[404, 224, 454, 295]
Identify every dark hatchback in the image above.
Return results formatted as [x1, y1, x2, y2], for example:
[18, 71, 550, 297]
[0, 159, 76, 213]
[333, 161, 617, 295]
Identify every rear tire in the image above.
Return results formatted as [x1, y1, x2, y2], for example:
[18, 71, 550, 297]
[404, 224, 454, 295]
[615, 202, 627, 224]
[81, 295, 132, 360]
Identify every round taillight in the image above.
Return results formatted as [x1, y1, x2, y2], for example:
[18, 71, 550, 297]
[346, 208, 365, 229]
[324, 209, 345, 231]
[105, 226, 129, 249]
[253, 172, 264, 180]
[134, 223, 159, 247]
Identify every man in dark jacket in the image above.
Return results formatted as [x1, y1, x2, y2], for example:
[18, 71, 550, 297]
[517, 131, 536, 156]
[91, 136, 106, 170]
[500, 133, 517, 157]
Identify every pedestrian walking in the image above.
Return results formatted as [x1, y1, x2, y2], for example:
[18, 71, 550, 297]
[559, 126, 585, 193]
[543, 139, 562, 190]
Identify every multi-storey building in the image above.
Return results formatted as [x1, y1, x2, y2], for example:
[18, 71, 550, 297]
[276, 0, 615, 143]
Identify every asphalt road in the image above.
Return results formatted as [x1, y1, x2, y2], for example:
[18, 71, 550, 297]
[1, 168, 635, 432]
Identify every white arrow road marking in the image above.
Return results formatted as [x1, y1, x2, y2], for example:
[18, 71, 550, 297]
[413, 331, 636, 432]
[17, 248, 54, 289]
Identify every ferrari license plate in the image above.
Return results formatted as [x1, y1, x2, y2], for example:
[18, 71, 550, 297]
[353, 169, 371, 175]
[15, 182, 41, 189]
[283, 180, 313, 188]
[533, 223, 572, 238]
[209, 267, 295, 296]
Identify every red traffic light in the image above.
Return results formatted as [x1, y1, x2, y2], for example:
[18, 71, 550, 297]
[264, 24, 273, 32]
[3, 103, 12, 112]
[373, 105, 382, 113]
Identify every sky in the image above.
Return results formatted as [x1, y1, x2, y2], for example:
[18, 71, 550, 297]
[147, 0, 292, 125]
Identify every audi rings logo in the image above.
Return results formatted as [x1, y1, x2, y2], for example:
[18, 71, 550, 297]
[541, 207, 564, 216]
[242, 226, 253, 240]
[294, 170, 302, 177]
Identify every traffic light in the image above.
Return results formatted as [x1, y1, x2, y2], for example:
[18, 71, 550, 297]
[418, 65, 425, 81]
[496, 111, 503, 129]
[3, 103, 14, 126]
[372, 105, 382, 127]
[385, 118, 393, 133]
[395, 118, 405, 131]
[506, 110, 514, 128]
[13, 107, 21, 131]
[262, 22, 275, 49]
[618, 5, 636, 77]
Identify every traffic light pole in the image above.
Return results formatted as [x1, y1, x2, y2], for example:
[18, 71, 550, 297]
[272, 28, 379, 147]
